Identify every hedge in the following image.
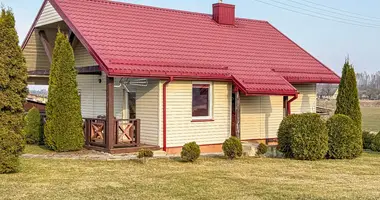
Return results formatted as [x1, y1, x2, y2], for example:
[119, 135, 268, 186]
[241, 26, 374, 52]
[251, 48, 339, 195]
[24, 107, 42, 144]
[278, 113, 328, 160]
[326, 114, 362, 159]
[370, 132, 380, 152]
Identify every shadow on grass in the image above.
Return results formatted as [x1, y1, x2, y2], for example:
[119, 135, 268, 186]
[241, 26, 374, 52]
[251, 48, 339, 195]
[24, 145, 54, 155]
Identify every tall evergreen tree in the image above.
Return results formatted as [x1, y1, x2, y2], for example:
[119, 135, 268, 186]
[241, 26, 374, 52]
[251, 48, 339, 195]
[335, 59, 362, 131]
[0, 7, 28, 173]
[44, 30, 84, 151]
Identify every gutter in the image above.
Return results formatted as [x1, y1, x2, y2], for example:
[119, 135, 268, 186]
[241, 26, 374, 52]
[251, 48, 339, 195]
[287, 93, 298, 116]
[163, 76, 174, 151]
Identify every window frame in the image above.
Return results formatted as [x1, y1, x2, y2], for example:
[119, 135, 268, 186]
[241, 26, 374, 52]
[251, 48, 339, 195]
[191, 81, 213, 120]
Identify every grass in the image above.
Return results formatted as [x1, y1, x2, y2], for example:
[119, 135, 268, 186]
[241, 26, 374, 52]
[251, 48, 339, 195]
[362, 107, 380, 132]
[2, 153, 380, 199]
[24, 145, 53, 154]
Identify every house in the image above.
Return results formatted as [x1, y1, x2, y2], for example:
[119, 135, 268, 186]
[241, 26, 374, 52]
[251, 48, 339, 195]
[22, 0, 340, 154]
[24, 99, 46, 115]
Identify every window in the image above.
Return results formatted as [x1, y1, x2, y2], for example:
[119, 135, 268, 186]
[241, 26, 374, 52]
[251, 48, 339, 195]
[192, 83, 212, 119]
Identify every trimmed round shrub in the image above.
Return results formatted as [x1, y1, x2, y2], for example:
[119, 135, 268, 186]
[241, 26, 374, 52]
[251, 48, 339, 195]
[362, 131, 375, 150]
[257, 143, 268, 156]
[0, 128, 25, 173]
[278, 113, 328, 160]
[370, 132, 380, 152]
[222, 137, 242, 159]
[137, 149, 154, 159]
[278, 114, 298, 158]
[24, 107, 42, 144]
[327, 114, 362, 159]
[181, 142, 200, 162]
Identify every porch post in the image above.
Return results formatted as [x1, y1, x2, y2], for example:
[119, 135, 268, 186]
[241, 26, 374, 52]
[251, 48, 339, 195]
[235, 89, 241, 139]
[106, 76, 115, 151]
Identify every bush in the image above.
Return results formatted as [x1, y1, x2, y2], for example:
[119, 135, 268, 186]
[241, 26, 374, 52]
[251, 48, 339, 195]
[44, 30, 84, 151]
[370, 132, 380, 152]
[181, 142, 200, 162]
[24, 107, 42, 144]
[222, 137, 242, 159]
[363, 131, 375, 150]
[0, 128, 25, 173]
[278, 113, 328, 160]
[326, 114, 362, 159]
[278, 115, 298, 158]
[257, 143, 268, 156]
[137, 149, 154, 159]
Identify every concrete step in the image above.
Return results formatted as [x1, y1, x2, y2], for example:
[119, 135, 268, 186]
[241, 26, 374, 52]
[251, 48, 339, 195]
[241, 141, 259, 157]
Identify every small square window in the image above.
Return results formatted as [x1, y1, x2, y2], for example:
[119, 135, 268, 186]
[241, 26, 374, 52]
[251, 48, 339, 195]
[192, 83, 212, 119]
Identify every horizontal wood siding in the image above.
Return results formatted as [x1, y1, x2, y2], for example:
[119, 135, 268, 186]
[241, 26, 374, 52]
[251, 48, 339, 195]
[77, 74, 123, 119]
[291, 84, 317, 114]
[240, 96, 283, 140]
[136, 80, 160, 146]
[35, 1, 62, 27]
[24, 30, 51, 71]
[163, 81, 231, 147]
[74, 42, 97, 67]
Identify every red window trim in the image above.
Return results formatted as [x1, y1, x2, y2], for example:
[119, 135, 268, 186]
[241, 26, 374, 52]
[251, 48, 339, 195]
[191, 119, 215, 122]
[192, 84, 210, 89]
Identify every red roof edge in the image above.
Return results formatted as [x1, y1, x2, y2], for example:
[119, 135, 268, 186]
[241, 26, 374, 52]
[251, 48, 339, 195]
[48, 0, 109, 75]
[266, 22, 341, 83]
[21, 0, 48, 50]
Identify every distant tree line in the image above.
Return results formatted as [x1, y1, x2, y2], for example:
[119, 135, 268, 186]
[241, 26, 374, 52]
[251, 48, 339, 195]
[317, 71, 380, 100]
[356, 71, 380, 100]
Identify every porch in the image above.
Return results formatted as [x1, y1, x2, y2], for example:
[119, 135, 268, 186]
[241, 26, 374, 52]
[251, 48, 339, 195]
[81, 76, 161, 154]
[83, 118, 160, 154]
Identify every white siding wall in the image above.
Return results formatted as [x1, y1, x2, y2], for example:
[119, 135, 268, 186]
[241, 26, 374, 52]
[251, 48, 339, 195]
[36, 1, 62, 27]
[76, 74, 123, 119]
[136, 80, 160, 146]
[291, 84, 317, 114]
[240, 96, 283, 140]
[159, 81, 232, 147]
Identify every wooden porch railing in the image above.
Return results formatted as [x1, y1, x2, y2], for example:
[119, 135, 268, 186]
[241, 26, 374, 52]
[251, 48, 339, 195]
[83, 118, 141, 149]
[83, 118, 107, 148]
[114, 119, 140, 148]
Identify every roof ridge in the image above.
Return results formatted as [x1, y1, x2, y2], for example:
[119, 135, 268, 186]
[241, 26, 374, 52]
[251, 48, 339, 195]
[78, 0, 211, 17]
[76, 0, 268, 23]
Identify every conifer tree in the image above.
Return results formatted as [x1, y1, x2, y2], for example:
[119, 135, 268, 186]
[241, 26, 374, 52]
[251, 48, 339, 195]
[0, 7, 28, 173]
[335, 59, 362, 131]
[44, 30, 84, 151]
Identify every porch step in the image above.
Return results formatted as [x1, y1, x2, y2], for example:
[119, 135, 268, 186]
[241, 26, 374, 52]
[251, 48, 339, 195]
[241, 142, 259, 157]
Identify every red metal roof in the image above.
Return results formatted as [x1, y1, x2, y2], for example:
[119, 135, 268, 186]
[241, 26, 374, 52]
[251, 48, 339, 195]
[45, 0, 340, 95]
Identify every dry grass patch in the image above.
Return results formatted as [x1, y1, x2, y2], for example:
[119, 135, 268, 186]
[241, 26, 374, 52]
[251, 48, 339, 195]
[2, 153, 380, 199]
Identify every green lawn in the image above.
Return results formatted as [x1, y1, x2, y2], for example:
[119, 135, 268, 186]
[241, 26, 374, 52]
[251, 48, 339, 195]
[2, 153, 380, 199]
[362, 107, 380, 132]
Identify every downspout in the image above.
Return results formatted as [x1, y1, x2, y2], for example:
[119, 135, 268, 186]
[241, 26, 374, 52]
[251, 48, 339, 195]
[163, 76, 174, 151]
[287, 93, 299, 116]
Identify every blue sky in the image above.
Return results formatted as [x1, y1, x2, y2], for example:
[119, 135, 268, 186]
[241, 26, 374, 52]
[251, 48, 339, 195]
[1, 0, 380, 75]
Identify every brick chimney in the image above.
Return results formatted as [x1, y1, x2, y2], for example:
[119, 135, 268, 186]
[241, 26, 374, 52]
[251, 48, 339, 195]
[212, 1, 235, 25]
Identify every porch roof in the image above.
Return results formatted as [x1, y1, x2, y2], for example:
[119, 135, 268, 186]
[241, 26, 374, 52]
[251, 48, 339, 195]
[24, 0, 341, 96]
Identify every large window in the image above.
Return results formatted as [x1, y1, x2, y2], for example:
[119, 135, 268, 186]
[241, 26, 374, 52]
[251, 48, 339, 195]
[192, 83, 212, 119]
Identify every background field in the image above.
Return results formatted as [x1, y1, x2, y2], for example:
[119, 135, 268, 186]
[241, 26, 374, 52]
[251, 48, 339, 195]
[318, 100, 380, 132]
